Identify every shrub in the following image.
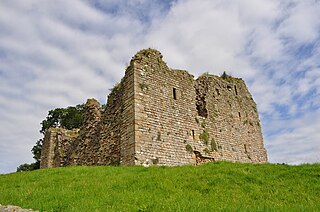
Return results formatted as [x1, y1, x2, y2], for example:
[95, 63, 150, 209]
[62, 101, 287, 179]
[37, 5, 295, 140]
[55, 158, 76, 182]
[186, 144, 193, 152]
[199, 130, 209, 145]
[203, 148, 210, 154]
[211, 138, 217, 151]
[139, 83, 148, 90]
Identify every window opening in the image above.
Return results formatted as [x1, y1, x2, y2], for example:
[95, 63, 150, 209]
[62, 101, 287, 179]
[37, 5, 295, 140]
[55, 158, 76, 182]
[173, 87, 177, 100]
[244, 144, 248, 153]
[192, 130, 195, 140]
[234, 85, 238, 95]
[238, 112, 241, 118]
[227, 85, 232, 91]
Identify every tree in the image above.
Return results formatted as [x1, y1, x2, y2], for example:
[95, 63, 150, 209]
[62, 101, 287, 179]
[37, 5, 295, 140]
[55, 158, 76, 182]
[16, 163, 39, 172]
[40, 104, 84, 134]
[17, 104, 85, 172]
[31, 139, 43, 166]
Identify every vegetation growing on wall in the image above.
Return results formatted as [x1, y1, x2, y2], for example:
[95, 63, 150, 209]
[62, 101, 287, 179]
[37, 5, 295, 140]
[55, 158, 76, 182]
[211, 138, 217, 151]
[139, 82, 148, 90]
[107, 83, 121, 105]
[220, 71, 242, 83]
[186, 144, 193, 152]
[17, 104, 85, 172]
[199, 130, 209, 145]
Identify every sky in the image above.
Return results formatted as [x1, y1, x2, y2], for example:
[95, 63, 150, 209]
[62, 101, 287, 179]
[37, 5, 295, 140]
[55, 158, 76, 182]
[0, 0, 319, 174]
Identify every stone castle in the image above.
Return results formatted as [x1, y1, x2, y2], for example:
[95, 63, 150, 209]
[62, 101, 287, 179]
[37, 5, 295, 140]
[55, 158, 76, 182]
[40, 49, 267, 168]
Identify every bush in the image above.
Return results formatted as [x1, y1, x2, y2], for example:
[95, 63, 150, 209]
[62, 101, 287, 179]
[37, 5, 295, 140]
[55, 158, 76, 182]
[211, 138, 217, 151]
[186, 144, 193, 152]
[199, 130, 209, 145]
[16, 162, 39, 172]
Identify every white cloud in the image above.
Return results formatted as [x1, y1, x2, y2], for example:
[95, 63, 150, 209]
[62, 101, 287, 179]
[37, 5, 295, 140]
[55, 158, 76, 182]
[266, 108, 320, 164]
[146, 0, 252, 78]
[279, 1, 320, 43]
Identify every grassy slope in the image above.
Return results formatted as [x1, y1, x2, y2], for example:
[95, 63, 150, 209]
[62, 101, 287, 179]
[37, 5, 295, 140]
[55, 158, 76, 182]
[0, 162, 319, 211]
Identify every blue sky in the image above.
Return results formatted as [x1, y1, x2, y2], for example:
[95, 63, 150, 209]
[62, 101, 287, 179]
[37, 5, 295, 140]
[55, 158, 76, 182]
[0, 0, 319, 174]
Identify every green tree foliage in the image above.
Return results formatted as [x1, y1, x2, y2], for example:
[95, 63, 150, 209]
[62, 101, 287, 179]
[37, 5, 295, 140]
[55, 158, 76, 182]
[17, 104, 85, 172]
[31, 139, 43, 163]
[16, 162, 40, 172]
[40, 104, 84, 134]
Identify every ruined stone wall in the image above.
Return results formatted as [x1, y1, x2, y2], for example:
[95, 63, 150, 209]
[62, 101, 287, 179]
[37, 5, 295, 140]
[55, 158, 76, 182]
[40, 128, 78, 169]
[67, 99, 102, 166]
[132, 50, 200, 165]
[118, 65, 136, 165]
[195, 75, 267, 163]
[131, 49, 267, 165]
[98, 64, 135, 165]
[40, 48, 267, 169]
[40, 79, 136, 168]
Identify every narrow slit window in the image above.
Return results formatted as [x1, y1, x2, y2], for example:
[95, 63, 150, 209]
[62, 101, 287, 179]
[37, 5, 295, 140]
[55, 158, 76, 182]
[192, 130, 195, 140]
[238, 112, 241, 118]
[173, 87, 177, 100]
[244, 144, 248, 153]
[234, 85, 238, 95]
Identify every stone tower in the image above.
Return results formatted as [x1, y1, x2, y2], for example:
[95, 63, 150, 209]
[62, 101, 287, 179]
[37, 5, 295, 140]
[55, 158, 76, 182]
[40, 49, 267, 168]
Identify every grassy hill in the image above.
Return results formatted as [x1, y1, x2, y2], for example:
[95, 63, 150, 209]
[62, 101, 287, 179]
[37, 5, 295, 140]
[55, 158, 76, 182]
[0, 162, 319, 211]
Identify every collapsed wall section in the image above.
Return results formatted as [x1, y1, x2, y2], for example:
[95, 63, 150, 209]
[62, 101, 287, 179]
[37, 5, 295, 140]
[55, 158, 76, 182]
[195, 75, 268, 163]
[67, 99, 102, 166]
[40, 71, 136, 168]
[40, 128, 79, 168]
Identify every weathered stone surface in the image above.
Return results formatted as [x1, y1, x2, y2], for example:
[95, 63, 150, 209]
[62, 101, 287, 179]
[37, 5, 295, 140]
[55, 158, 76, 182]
[40, 128, 79, 168]
[0, 205, 37, 212]
[40, 48, 268, 168]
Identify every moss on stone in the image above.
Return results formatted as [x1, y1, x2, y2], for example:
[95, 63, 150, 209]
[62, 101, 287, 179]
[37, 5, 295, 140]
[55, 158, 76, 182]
[107, 83, 122, 105]
[203, 148, 210, 154]
[211, 138, 217, 151]
[200, 72, 215, 78]
[186, 144, 193, 152]
[48, 128, 62, 133]
[139, 82, 148, 90]
[66, 130, 79, 138]
[135, 48, 162, 59]
[220, 71, 242, 83]
[199, 130, 209, 145]
[201, 120, 206, 128]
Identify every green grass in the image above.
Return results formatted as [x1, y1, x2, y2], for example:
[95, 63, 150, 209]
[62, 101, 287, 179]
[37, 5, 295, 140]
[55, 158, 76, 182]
[0, 162, 319, 211]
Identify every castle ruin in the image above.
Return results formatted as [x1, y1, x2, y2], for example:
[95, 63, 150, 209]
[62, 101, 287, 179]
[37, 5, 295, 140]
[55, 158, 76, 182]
[40, 49, 268, 168]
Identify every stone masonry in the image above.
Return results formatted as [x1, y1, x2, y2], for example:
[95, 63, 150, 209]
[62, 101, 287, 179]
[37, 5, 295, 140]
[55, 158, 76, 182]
[40, 49, 268, 168]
